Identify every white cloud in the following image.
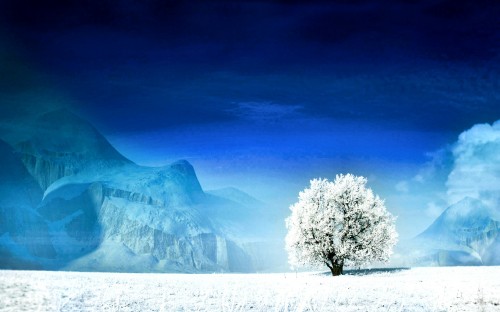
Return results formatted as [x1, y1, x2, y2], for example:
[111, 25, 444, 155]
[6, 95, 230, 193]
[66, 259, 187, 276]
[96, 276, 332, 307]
[412, 148, 451, 184]
[446, 120, 500, 208]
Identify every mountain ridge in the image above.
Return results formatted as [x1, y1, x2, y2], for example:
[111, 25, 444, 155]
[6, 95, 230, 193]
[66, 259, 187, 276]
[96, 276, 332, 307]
[14, 109, 132, 191]
[402, 197, 500, 266]
[0, 109, 283, 272]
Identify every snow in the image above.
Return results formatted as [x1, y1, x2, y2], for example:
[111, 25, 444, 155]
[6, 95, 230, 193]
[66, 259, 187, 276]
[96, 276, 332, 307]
[1, 267, 500, 311]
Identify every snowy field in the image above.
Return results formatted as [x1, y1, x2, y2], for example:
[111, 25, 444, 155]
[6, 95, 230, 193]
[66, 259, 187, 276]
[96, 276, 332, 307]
[1, 267, 499, 312]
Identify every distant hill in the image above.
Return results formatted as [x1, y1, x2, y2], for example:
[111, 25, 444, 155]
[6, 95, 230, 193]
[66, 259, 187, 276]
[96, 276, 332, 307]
[401, 197, 500, 266]
[207, 187, 264, 208]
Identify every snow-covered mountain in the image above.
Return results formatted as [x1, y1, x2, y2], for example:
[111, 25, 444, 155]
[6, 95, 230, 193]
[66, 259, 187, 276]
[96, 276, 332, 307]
[205, 187, 288, 271]
[402, 197, 500, 266]
[207, 187, 264, 208]
[0, 139, 53, 268]
[15, 109, 132, 191]
[0, 110, 283, 272]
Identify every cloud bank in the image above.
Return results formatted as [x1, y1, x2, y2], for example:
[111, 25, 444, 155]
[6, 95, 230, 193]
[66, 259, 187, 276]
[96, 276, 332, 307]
[446, 120, 500, 208]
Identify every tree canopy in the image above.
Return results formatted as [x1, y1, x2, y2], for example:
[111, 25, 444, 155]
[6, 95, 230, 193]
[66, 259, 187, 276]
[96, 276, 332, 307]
[285, 174, 398, 276]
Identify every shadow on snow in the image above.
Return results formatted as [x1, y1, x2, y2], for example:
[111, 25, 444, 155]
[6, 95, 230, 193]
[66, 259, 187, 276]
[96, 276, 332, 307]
[315, 267, 410, 276]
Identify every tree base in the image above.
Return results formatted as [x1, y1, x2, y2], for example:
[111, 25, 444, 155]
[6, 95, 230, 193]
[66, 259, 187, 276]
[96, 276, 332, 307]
[330, 265, 343, 276]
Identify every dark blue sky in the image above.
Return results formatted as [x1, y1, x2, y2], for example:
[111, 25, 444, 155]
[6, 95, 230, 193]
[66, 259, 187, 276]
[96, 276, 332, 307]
[1, 0, 499, 237]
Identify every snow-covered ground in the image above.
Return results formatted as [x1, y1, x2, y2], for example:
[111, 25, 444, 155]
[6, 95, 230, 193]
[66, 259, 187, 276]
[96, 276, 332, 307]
[1, 267, 499, 311]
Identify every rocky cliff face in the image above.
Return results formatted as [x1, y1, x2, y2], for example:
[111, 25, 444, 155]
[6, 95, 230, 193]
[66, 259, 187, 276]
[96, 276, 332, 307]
[0, 110, 280, 272]
[38, 177, 254, 272]
[15, 109, 131, 191]
[403, 197, 500, 266]
[0, 139, 55, 268]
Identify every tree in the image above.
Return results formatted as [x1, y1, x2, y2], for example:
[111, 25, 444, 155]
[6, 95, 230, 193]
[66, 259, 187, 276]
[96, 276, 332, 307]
[285, 174, 398, 276]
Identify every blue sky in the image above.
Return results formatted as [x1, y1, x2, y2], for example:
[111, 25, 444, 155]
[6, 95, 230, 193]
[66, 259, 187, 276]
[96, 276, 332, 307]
[1, 0, 499, 238]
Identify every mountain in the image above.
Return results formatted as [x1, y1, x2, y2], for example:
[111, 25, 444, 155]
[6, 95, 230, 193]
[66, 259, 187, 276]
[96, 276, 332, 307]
[207, 187, 264, 208]
[402, 197, 500, 266]
[0, 110, 284, 272]
[0, 139, 53, 269]
[206, 187, 288, 271]
[15, 109, 132, 191]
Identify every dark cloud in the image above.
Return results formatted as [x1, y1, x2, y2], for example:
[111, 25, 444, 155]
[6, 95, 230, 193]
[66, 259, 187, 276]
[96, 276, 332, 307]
[3, 0, 498, 62]
[1, 0, 499, 134]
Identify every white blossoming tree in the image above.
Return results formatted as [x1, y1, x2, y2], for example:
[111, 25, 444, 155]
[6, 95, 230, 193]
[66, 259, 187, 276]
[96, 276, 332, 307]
[285, 174, 398, 276]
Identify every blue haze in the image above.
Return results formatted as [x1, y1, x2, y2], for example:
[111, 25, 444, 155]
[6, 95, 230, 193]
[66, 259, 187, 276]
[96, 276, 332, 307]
[0, 0, 499, 238]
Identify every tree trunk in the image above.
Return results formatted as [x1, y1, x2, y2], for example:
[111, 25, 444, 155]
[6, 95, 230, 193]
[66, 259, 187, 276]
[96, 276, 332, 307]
[326, 256, 344, 276]
[329, 264, 343, 276]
